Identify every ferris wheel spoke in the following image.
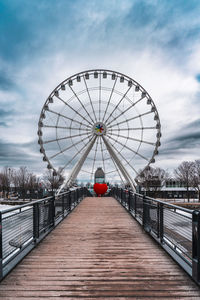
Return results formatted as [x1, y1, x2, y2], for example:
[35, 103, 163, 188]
[107, 134, 149, 162]
[107, 110, 153, 129]
[99, 137, 106, 174]
[47, 109, 91, 129]
[57, 136, 97, 193]
[90, 137, 99, 181]
[109, 126, 157, 131]
[110, 132, 156, 146]
[83, 77, 98, 123]
[69, 85, 95, 124]
[113, 145, 139, 176]
[106, 96, 143, 127]
[99, 74, 101, 122]
[105, 137, 139, 176]
[45, 109, 58, 127]
[60, 135, 95, 172]
[43, 124, 91, 131]
[102, 136, 137, 190]
[80, 169, 92, 175]
[109, 154, 125, 185]
[56, 95, 93, 126]
[104, 85, 132, 124]
[102, 76, 117, 123]
[43, 132, 90, 144]
[49, 134, 92, 159]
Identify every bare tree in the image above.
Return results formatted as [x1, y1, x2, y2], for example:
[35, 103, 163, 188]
[17, 167, 29, 200]
[27, 173, 41, 200]
[0, 172, 4, 198]
[137, 166, 169, 197]
[0, 167, 13, 198]
[11, 168, 19, 193]
[174, 161, 194, 202]
[43, 168, 64, 195]
[191, 160, 200, 201]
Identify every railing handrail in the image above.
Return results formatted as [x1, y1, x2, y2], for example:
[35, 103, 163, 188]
[130, 191, 193, 214]
[111, 187, 200, 285]
[0, 186, 90, 281]
[0, 188, 82, 215]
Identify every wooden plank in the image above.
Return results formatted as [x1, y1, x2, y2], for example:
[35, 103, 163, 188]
[0, 197, 200, 299]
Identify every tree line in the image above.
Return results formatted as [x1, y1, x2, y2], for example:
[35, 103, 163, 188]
[0, 160, 200, 201]
[137, 160, 200, 201]
[0, 166, 64, 200]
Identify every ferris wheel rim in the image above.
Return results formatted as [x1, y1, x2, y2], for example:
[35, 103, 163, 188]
[38, 69, 161, 183]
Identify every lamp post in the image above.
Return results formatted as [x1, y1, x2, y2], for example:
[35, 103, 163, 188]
[8, 167, 11, 198]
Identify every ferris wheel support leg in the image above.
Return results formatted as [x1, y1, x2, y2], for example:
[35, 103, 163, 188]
[56, 136, 97, 195]
[102, 136, 137, 192]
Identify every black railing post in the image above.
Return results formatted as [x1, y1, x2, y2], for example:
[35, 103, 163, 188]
[33, 203, 40, 241]
[69, 191, 72, 211]
[159, 203, 164, 243]
[52, 195, 55, 226]
[192, 210, 200, 283]
[142, 196, 147, 229]
[72, 191, 75, 208]
[0, 212, 3, 280]
[62, 194, 64, 216]
[143, 196, 151, 232]
[128, 191, 131, 211]
[134, 193, 137, 217]
[75, 189, 78, 205]
[157, 202, 160, 239]
[77, 189, 80, 202]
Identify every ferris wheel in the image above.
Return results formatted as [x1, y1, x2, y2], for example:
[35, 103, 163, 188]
[38, 69, 161, 193]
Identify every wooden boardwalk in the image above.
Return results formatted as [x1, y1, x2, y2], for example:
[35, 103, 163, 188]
[1, 197, 200, 299]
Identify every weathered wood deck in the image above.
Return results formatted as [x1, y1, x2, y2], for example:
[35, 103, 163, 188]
[1, 197, 200, 299]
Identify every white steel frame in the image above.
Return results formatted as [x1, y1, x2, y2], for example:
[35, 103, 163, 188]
[38, 69, 161, 194]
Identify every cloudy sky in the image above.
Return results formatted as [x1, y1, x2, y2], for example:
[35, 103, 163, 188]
[0, 0, 200, 177]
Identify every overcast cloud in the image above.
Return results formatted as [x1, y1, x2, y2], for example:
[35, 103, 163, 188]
[0, 0, 200, 176]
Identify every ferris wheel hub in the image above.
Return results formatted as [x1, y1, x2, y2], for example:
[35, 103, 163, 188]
[92, 122, 107, 136]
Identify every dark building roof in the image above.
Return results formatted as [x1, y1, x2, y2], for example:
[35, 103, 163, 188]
[94, 167, 105, 178]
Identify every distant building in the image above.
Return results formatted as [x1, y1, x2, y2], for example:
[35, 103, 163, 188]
[140, 179, 197, 199]
[94, 167, 105, 184]
[160, 180, 197, 199]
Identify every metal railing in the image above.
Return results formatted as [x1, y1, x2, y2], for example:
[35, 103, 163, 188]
[110, 187, 200, 285]
[0, 187, 89, 280]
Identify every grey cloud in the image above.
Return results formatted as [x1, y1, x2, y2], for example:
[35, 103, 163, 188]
[0, 121, 8, 127]
[0, 72, 15, 90]
[0, 139, 42, 171]
[159, 119, 200, 157]
[1, 0, 200, 67]
[0, 108, 13, 118]
[185, 119, 200, 129]
[0, 108, 16, 127]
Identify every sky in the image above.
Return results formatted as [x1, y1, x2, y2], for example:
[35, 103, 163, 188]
[0, 0, 200, 179]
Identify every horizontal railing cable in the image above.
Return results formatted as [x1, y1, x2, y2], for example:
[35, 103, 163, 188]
[0, 187, 90, 280]
[109, 187, 200, 285]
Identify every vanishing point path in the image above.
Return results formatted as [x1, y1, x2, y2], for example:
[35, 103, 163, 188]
[0, 197, 200, 299]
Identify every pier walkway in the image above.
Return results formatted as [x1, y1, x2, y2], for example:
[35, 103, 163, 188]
[0, 197, 200, 299]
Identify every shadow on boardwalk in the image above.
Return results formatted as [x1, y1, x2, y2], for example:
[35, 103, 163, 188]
[0, 197, 200, 299]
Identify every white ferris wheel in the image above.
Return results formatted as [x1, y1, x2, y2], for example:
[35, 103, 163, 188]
[38, 69, 161, 193]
